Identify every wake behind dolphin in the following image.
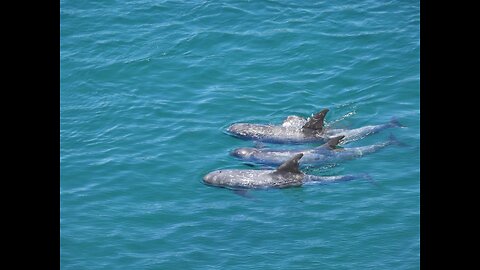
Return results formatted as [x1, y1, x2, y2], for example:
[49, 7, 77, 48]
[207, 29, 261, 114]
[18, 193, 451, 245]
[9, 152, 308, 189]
[231, 134, 399, 167]
[226, 109, 402, 144]
[203, 153, 367, 191]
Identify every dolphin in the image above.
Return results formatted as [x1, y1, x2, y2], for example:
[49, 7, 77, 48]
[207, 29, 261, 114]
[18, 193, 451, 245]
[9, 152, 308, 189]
[231, 134, 399, 167]
[226, 109, 402, 144]
[203, 153, 366, 191]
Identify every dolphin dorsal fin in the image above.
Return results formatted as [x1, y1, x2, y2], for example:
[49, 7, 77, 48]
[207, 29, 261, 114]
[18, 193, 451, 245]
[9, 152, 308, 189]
[275, 153, 303, 174]
[302, 109, 329, 132]
[323, 135, 345, 149]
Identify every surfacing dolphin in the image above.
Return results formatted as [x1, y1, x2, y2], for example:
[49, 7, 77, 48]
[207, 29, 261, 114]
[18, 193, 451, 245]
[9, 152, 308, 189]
[226, 109, 402, 144]
[203, 153, 366, 191]
[231, 134, 399, 167]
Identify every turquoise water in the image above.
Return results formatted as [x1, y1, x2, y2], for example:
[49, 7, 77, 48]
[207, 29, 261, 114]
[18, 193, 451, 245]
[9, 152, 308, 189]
[60, 0, 419, 269]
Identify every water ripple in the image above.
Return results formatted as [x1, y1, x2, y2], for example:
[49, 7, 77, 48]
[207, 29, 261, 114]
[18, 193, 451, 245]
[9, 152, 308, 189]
[61, 0, 419, 269]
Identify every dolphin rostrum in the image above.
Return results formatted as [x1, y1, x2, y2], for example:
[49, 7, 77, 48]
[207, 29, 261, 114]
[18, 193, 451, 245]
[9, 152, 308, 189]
[203, 153, 366, 190]
[226, 109, 402, 144]
[231, 134, 400, 167]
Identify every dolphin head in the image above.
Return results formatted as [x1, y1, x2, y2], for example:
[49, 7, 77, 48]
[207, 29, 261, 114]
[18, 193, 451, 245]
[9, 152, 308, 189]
[227, 123, 253, 137]
[203, 170, 223, 186]
[230, 147, 258, 159]
[226, 123, 272, 140]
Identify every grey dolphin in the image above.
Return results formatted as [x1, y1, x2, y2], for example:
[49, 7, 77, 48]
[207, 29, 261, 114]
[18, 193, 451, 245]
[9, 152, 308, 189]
[226, 109, 402, 144]
[227, 109, 330, 144]
[231, 134, 399, 167]
[203, 153, 365, 190]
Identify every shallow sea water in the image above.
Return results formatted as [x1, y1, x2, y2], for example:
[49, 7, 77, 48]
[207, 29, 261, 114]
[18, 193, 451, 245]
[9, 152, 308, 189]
[60, 0, 419, 269]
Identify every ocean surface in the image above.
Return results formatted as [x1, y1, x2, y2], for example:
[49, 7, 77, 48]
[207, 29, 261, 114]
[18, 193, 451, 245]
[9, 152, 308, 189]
[60, 0, 420, 269]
